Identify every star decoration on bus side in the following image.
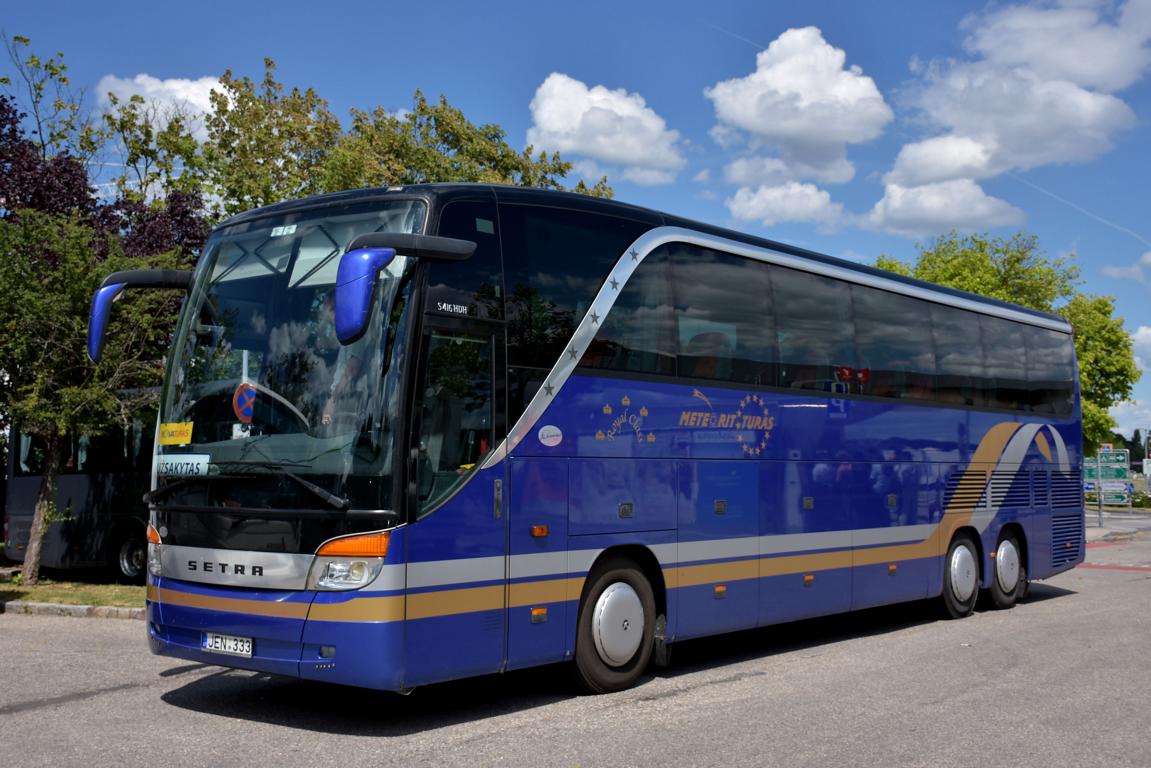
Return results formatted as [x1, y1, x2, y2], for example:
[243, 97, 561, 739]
[590, 311, 600, 325]
[568, 347, 578, 360]
[630, 248, 639, 261]
[610, 278, 619, 290]
[544, 383, 554, 396]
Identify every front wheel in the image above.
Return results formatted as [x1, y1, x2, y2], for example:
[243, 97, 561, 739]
[989, 533, 1026, 609]
[941, 533, 979, 619]
[574, 560, 655, 693]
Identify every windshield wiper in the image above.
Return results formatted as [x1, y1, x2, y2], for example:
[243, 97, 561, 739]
[213, 460, 350, 511]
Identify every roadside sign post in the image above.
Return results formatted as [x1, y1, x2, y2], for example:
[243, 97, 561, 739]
[1085, 449, 1132, 526]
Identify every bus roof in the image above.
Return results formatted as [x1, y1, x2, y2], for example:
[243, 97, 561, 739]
[217, 183, 1071, 331]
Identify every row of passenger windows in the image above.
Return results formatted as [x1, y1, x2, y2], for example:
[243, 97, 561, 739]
[579, 244, 1076, 417]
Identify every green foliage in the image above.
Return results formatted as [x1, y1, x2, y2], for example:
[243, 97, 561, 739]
[1, 35, 100, 162]
[0, 210, 183, 438]
[103, 57, 613, 219]
[102, 92, 205, 202]
[875, 231, 1140, 451]
[878, 231, 1079, 311]
[1062, 293, 1140, 444]
[320, 91, 612, 197]
[203, 58, 342, 216]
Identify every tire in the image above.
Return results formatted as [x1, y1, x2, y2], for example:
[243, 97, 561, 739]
[574, 560, 656, 693]
[108, 526, 146, 584]
[989, 532, 1026, 610]
[941, 533, 979, 619]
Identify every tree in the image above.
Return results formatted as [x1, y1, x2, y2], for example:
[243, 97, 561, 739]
[876, 231, 1140, 452]
[320, 91, 612, 197]
[0, 38, 208, 584]
[202, 58, 342, 216]
[102, 92, 205, 203]
[0, 210, 190, 584]
[111, 58, 613, 219]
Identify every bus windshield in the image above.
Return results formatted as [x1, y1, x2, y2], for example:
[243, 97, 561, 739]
[155, 200, 425, 536]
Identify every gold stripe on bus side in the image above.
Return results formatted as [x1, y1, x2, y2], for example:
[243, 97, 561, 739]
[153, 586, 310, 620]
[509, 577, 586, 608]
[306, 596, 405, 623]
[406, 584, 505, 620]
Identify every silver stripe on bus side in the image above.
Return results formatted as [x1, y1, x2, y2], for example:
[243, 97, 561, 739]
[407, 555, 505, 589]
[482, 225, 1071, 469]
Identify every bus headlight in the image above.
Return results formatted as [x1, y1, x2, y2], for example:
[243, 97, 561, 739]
[308, 531, 391, 591]
[307, 557, 384, 590]
[146, 524, 162, 577]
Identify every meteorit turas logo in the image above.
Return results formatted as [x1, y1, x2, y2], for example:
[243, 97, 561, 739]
[595, 395, 656, 444]
[680, 389, 776, 456]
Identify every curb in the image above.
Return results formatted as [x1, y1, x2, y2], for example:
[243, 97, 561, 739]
[0, 601, 144, 620]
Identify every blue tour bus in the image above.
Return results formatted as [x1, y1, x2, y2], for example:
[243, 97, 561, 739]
[87, 185, 1084, 693]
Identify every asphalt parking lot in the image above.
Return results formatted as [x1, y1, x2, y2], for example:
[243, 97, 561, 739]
[1, 528, 1149, 768]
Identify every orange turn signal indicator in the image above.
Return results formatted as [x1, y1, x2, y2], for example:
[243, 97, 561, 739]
[531, 524, 549, 538]
[316, 531, 391, 558]
[146, 524, 162, 544]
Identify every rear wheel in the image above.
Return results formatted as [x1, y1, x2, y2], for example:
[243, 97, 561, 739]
[941, 533, 979, 619]
[989, 533, 1026, 609]
[574, 560, 655, 693]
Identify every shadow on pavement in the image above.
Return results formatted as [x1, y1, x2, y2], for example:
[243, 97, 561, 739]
[161, 662, 573, 735]
[159, 586, 1081, 734]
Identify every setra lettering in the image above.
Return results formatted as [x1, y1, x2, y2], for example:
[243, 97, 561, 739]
[186, 560, 265, 577]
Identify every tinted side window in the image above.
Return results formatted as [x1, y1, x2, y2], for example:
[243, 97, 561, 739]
[501, 205, 651, 423]
[773, 266, 856, 392]
[980, 315, 1029, 410]
[429, 199, 503, 320]
[581, 248, 674, 375]
[670, 244, 777, 385]
[930, 304, 988, 407]
[852, 285, 935, 400]
[1025, 326, 1075, 416]
[501, 205, 652, 370]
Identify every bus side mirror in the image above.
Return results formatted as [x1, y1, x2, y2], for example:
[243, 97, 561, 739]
[334, 233, 477, 345]
[87, 269, 194, 362]
[88, 282, 127, 362]
[335, 247, 396, 345]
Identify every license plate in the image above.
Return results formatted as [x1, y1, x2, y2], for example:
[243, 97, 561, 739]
[203, 632, 253, 658]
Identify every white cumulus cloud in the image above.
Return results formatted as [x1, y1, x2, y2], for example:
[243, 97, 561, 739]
[98, 73, 219, 139]
[886, 135, 995, 186]
[916, 63, 1135, 173]
[1110, 399, 1151, 439]
[1132, 325, 1151, 372]
[871, 0, 1150, 239]
[864, 179, 1025, 238]
[527, 73, 686, 186]
[963, 0, 1151, 93]
[704, 26, 893, 184]
[1102, 251, 1151, 282]
[727, 182, 843, 229]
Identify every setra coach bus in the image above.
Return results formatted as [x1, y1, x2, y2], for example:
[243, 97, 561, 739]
[87, 184, 1084, 693]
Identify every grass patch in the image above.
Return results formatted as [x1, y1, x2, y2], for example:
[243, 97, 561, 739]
[0, 579, 144, 608]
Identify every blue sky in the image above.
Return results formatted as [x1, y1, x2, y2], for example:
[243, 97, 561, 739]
[6, 0, 1151, 436]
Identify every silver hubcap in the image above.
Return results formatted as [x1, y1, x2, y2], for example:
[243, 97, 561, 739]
[592, 582, 644, 667]
[949, 543, 978, 603]
[996, 539, 1021, 594]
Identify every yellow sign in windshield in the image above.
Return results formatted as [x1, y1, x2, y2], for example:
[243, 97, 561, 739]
[158, 422, 194, 446]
